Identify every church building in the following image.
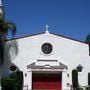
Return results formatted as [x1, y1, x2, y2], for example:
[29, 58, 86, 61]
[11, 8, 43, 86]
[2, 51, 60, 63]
[0, 0, 90, 90]
[2, 29, 90, 90]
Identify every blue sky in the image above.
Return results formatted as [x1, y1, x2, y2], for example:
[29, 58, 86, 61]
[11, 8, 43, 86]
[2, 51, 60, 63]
[3, 0, 90, 41]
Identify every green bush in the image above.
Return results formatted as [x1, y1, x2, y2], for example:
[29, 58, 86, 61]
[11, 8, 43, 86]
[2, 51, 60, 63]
[72, 69, 79, 90]
[86, 86, 90, 90]
[1, 71, 23, 90]
[88, 73, 90, 86]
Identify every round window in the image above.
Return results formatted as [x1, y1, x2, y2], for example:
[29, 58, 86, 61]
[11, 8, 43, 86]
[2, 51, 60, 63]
[77, 64, 83, 72]
[41, 43, 53, 54]
[10, 65, 16, 71]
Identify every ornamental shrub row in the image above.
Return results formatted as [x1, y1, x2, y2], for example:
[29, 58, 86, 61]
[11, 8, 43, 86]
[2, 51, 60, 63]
[1, 71, 23, 90]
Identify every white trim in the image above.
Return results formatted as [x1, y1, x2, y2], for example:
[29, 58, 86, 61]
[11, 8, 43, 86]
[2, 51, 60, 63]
[28, 68, 66, 72]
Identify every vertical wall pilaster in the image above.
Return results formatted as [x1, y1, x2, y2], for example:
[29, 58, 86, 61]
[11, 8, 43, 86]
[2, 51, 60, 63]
[27, 70, 32, 90]
[62, 71, 70, 90]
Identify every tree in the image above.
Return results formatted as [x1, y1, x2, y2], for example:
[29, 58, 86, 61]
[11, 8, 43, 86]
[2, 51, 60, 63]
[0, 12, 16, 65]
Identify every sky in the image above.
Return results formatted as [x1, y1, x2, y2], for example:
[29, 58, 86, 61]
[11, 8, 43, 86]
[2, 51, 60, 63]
[2, 0, 90, 41]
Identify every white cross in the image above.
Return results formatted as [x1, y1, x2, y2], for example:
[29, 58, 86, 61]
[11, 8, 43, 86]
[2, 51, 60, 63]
[45, 24, 49, 31]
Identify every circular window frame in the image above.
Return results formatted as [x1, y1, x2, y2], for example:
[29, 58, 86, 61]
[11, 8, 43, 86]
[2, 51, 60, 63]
[10, 65, 17, 71]
[41, 43, 53, 55]
[77, 64, 83, 72]
[76, 64, 84, 74]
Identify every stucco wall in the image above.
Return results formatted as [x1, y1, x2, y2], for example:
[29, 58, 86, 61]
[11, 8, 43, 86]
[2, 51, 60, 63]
[2, 32, 90, 90]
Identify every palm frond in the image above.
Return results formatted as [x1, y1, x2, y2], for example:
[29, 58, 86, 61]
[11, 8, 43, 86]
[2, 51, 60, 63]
[0, 17, 17, 65]
[6, 21, 16, 38]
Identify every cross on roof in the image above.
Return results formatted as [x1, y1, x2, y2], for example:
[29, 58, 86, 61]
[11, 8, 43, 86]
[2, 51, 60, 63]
[45, 24, 49, 33]
[45, 24, 49, 31]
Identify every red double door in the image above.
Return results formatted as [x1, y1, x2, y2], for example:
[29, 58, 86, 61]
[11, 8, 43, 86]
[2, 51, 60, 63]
[32, 73, 62, 90]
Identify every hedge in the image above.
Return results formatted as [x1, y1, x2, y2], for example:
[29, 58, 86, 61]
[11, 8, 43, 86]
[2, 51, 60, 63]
[1, 71, 23, 90]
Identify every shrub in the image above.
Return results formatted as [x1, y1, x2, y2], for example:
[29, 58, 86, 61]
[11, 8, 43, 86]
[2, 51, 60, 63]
[88, 73, 90, 86]
[1, 71, 23, 90]
[72, 69, 79, 90]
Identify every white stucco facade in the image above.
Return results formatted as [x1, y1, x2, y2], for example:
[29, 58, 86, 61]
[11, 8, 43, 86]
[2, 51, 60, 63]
[1, 31, 90, 90]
